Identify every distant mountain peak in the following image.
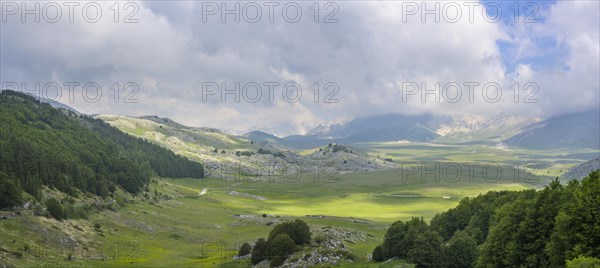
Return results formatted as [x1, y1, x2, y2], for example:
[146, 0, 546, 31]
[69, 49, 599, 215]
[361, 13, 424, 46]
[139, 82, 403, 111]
[504, 110, 600, 149]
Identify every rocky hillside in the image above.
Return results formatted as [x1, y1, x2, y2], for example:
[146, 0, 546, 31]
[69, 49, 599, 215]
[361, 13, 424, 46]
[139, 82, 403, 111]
[97, 115, 396, 179]
[561, 157, 600, 180]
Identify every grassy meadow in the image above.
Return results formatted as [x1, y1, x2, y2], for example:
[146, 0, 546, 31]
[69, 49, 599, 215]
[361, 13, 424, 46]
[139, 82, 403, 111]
[1, 164, 534, 267]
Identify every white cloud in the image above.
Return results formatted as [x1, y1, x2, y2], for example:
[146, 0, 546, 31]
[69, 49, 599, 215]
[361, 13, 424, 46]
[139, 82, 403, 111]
[1, 0, 598, 135]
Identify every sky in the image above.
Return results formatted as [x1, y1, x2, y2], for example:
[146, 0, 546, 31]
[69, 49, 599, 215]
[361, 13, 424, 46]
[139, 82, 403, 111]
[1, 0, 599, 136]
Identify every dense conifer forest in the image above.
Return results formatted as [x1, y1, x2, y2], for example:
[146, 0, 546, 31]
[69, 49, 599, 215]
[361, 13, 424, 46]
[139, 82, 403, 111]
[0, 90, 203, 204]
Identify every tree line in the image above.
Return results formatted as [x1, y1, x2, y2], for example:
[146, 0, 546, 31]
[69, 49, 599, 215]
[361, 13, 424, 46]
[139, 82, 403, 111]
[373, 171, 600, 267]
[0, 90, 204, 208]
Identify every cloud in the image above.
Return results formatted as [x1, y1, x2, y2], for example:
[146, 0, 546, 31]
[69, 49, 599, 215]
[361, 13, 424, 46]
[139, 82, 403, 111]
[1, 0, 598, 135]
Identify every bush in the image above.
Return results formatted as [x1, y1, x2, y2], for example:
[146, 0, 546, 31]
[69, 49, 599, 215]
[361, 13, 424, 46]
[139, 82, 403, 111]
[331, 144, 349, 153]
[269, 233, 296, 262]
[169, 233, 183, 240]
[251, 238, 267, 265]
[268, 219, 311, 246]
[372, 245, 385, 262]
[258, 148, 272, 155]
[238, 242, 252, 256]
[46, 198, 66, 220]
[235, 151, 255, 157]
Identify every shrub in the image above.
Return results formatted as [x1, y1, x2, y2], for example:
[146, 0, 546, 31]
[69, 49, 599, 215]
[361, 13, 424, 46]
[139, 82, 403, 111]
[238, 242, 252, 256]
[269, 233, 296, 262]
[169, 233, 183, 240]
[268, 219, 311, 245]
[331, 144, 349, 153]
[251, 238, 267, 265]
[46, 198, 66, 220]
[235, 151, 255, 157]
[372, 245, 385, 262]
[258, 148, 272, 155]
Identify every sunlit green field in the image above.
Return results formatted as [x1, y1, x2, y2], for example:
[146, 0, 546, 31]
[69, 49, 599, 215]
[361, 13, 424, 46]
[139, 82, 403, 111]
[354, 142, 598, 179]
[0, 165, 533, 267]
[2, 138, 597, 267]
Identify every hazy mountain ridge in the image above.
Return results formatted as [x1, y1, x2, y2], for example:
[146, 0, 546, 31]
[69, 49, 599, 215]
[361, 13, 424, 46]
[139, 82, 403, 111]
[435, 114, 537, 144]
[243, 131, 282, 144]
[302, 114, 441, 141]
[504, 111, 600, 149]
[271, 112, 597, 150]
[276, 113, 536, 148]
[11, 92, 598, 151]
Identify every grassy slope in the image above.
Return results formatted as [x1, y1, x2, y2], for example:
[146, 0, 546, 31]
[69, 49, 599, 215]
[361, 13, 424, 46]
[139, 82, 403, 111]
[1, 166, 530, 267]
[96, 115, 251, 165]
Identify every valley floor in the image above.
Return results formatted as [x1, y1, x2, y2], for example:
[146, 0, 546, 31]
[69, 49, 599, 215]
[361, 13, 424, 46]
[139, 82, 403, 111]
[0, 167, 531, 267]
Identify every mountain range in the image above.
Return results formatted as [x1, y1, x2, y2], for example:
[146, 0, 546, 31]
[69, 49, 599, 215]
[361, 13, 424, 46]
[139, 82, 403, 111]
[504, 111, 600, 149]
[20, 90, 600, 151]
[245, 112, 598, 150]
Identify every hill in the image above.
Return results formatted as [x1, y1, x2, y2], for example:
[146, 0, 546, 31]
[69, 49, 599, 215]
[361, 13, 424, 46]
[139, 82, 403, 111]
[278, 114, 443, 149]
[277, 113, 535, 149]
[504, 111, 600, 149]
[98, 115, 396, 176]
[561, 157, 600, 181]
[243, 130, 282, 144]
[275, 112, 598, 150]
[0, 90, 203, 200]
[302, 113, 441, 142]
[434, 114, 534, 144]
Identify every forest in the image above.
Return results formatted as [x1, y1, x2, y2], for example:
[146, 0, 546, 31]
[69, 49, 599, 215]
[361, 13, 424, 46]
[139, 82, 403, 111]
[0, 90, 204, 205]
[372, 171, 600, 268]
